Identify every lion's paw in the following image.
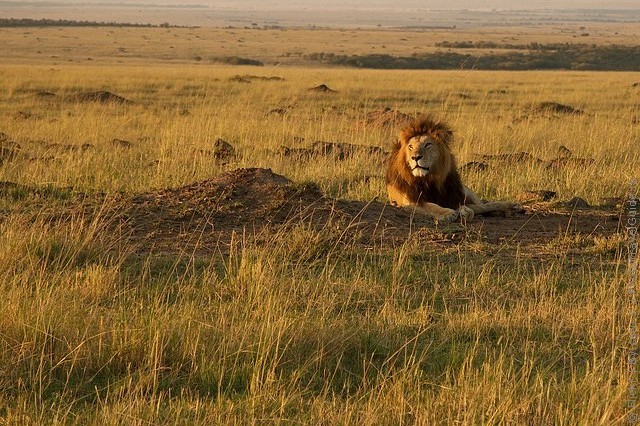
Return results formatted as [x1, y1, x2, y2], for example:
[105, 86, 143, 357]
[435, 208, 459, 224]
[458, 205, 475, 223]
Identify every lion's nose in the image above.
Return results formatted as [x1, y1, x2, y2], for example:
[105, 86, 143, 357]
[411, 155, 423, 161]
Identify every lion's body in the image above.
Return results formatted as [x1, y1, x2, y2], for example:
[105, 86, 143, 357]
[385, 115, 518, 223]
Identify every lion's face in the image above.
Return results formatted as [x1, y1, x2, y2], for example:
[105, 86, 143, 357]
[387, 115, 455, 190]
[404, 134, 441, 177]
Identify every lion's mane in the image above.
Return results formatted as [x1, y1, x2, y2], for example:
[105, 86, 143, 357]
[385, 115, 467, 209]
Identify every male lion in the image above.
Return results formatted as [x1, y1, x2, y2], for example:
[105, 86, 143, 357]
[386, 115, 519, 223]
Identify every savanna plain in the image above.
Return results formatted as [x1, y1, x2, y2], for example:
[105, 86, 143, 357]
[0, 24, 638, 424]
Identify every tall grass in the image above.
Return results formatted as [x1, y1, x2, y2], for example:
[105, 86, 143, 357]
[0, 214, 629, 423]
[0, 64, 635, 424]
[0, 66, 635, 201]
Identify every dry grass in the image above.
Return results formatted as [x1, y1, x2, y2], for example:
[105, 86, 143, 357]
[0, 26, 637, 424]
[0, 24, 638, 66]
[0, 65, 636, 201]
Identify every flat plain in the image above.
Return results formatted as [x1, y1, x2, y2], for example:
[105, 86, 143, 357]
[0, 21, 637, 424]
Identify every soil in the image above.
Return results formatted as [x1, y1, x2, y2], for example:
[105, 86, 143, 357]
[534, 101, 584, 116]
[1, 168, 621, 256]
[469, 208, 620, 245]
[309, 84, 337, 92]
[106, 168, 435, 253]
[69, 91, 133, 105]
[80, 168, 621, 255]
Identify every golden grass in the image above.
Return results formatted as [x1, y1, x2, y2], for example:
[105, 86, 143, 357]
[0, 212, 630, 424]
[0, 40, 637, 425]
[0, 24, 638, 66]
[0, 64, 636, 202]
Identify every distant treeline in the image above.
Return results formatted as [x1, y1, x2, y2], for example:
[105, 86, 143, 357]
[434, 41, 594, 50]
[304, 44, 640, 71]
[209, 56, 264, 66]
[0, 18, 187, 28]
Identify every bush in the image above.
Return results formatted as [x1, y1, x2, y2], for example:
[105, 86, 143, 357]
[303, 44, 640, 71]
[210, 56, 264, 66]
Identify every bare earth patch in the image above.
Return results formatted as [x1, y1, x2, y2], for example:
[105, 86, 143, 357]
[68, 168, 619, 255]
[69, 90, 133, 105]
[2, 168, 619, 255]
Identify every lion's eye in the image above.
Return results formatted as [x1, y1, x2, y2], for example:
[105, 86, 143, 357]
[425, 142, 433, 148]
[408, 144, 413, 150]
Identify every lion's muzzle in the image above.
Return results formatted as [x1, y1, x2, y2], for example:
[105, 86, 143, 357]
[410, 156, 431, 176]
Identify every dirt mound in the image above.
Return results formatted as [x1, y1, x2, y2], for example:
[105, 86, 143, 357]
[212, 138, 236, 160]
[277, 141, 387, 161]
[477, 149, 594, 170]
[13, 169, 617, 256]
[545, 157, 595, 169]
[554, 196, 591, 209]
[513, 102, 586, 122]
[126, 168, 304, 231]
[311, 141, 384, 157]
[478, 152, 544, 165]
[517, 190, 557, 203]
[266, 107, 289, 116]
[86, 168, 618, 254]
[233, 74, 284, 82]
[460, 161, 489, 173]
[195, 139, 237, 161]
[534, 101, 584, 116]
[110, 138, 133, 148]
[119, 168, 323, 244]
[35, 91, 57, 99]
[309, 84, 337, 93]
[70, 91, 133, 105]
[365, 107, 414, 128]
[557, 145, 572, 158]
[102, 168, 436, 253]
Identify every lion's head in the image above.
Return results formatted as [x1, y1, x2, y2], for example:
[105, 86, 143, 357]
[388, 115, 455, 189]
[385, 115, 466, 209]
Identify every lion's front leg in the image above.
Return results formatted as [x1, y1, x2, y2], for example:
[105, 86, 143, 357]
[417, 203, 475, 224]
[417, 202, 459, 223]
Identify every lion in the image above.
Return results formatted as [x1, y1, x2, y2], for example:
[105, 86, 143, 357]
[385, 115, 520, 223]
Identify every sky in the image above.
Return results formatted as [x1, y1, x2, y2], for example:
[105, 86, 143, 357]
[18, 0, 640, 8]
[223, 0, 638, 8]
[3, 0, 636, 28]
